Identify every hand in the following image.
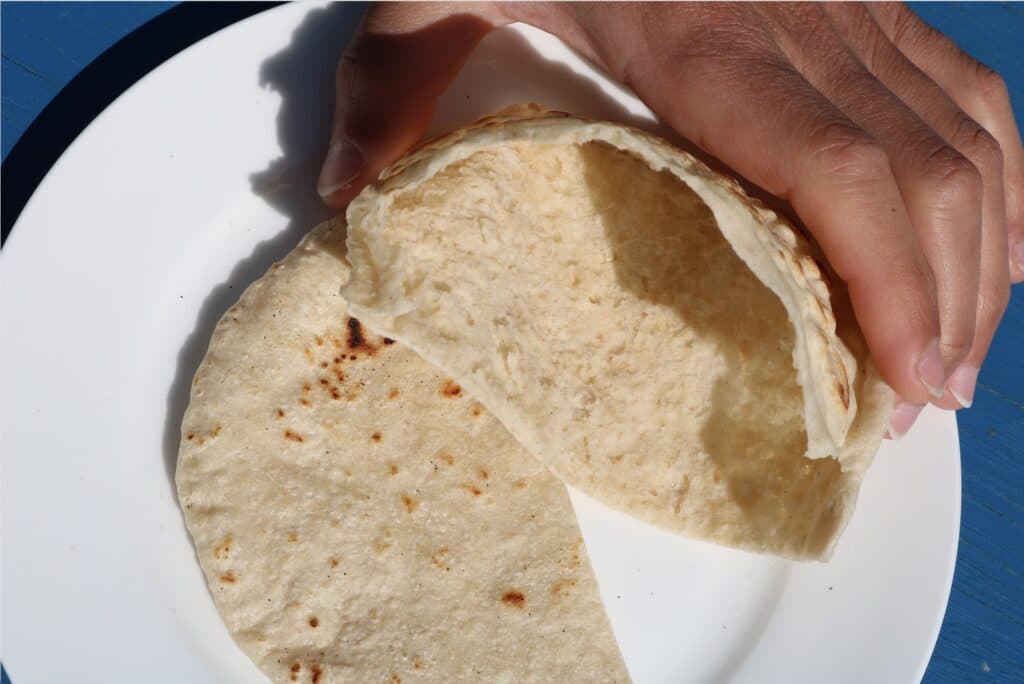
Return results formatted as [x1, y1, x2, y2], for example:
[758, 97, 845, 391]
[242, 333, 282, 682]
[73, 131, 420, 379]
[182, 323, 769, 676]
[318, 2, 1023, 438]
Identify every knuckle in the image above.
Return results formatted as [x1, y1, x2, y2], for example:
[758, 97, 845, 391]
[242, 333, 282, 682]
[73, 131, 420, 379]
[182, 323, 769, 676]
[949, 116, 1003, 174]
[979, 281, 1011, 324]
[969, 63, 1009, 105]
[812, 123, 888, 179]
[921, 145, 982, 202]
[888, 4, 936, 47]
[940, 333, 974, 362]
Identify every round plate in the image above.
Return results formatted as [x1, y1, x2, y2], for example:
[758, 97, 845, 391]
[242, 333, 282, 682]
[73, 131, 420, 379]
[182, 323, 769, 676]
[0, 4, 959, 682]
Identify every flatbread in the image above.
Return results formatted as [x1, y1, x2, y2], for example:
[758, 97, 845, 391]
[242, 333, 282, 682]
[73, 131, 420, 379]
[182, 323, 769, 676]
[176, 219, 629, 683]
[343, 106, 892, 560]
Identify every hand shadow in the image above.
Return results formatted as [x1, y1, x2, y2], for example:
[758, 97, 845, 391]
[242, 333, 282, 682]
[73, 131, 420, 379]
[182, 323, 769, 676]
[160, 3, 364, 495]
[159, 12, 700, 496]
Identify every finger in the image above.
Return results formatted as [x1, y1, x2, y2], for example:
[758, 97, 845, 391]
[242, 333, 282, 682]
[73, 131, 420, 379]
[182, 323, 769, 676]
[830, 3, 1010, 408]
[773, 5, 982, 395]
[574, 8, 944, 404]
[870, 2, 1024, 282]
[318, 3, 504, 207]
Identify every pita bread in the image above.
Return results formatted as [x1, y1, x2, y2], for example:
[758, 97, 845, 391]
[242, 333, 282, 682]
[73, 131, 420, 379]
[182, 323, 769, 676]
[343, 106, 891, 559]
[177, 219, 629, 682]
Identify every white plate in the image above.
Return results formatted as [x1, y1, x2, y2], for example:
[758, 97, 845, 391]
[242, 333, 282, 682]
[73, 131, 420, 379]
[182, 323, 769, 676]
[0, 4, 959, 682]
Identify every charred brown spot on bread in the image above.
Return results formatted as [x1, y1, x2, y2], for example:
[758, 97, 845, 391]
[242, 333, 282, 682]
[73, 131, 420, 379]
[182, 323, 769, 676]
[288, 532, 299, 542]
[209, 425, 222, 438]
[308, 616, 319, 628]
[290, 663, 301, 681]
[513, 479, 528, 489]
[299, 398, 311, 407]
[388, 387, 400, 399]
[383, 337, 396, 345]
[439, 452, 455, 465]
[501, 590, 525, 607]
[371, 432, 382, 442]
[311, 664, 323, 683]
[441, 380, 462, 397]
[319, 378, 330, 386]
[186, 432, 195, 441]
[331, 389, 341, 400]
[413, 659, 424, 670]
[330, 557, 340, 568]
[478, 468, 489, 480]
[214, 536, 232, 560]
[402, 494, 418, 512]
[388, 464, 399, 475]
[276, 408, 286, 418]
[550, 578, 578, 597]
[314, 335, 324, 346]
[302, 383, 311, 393]
[284, 430, 305, 442]
[462, 484, 482, 496]
[319, 361, 328, 369]
[391, 674, 401, 684]
[219, 571, 236, 583]
[332, 369, 345, 383]
[347, 317, 366, 350]
[472, 406, 482, 417]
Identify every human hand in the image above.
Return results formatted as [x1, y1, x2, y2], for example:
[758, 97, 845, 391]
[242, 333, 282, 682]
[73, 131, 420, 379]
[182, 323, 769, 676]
[318, 2, 1023, 438]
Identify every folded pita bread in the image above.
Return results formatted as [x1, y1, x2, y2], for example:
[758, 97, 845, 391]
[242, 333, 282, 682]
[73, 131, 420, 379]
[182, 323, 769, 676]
[343, 105, 892, 560]
[177, 219, 629, 683]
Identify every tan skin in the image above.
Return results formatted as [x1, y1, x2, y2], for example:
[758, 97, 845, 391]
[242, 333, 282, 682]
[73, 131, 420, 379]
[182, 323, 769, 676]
[318, 2, 1024, 438]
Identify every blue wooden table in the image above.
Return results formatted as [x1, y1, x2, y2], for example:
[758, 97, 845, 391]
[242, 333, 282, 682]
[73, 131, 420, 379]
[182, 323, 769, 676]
[2, 3, 1021, 682]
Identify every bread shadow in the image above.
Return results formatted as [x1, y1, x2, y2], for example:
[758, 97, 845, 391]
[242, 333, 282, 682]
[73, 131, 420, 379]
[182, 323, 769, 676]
[578, 142, 842, 555]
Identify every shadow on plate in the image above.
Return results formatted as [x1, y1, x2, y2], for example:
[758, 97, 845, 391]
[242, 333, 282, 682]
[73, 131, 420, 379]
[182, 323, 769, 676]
[160, 3, 363, 496]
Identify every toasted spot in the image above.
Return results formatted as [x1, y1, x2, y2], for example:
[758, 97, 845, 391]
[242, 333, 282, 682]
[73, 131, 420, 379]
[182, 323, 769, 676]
[319, 378, 330, 386]
[388, 464, 399, 476]
[219, 571, 236, 583]
[513, 479, 528, 489]
[461, 484, 482, 496]
[391, 674, 401, 684]
[186, 432, 195, 441]
[347, 317, 367, 350]
[303, 383, 312, 393]
[402, 495, 418, 513]
[383, 337, 396, 345]
[478, 468, 489, 480]
[371, 432, 382, 442]
[213, 536, 232, 560]
[430, 546, 450, 570]
[472, 406, 482, 417]
[290, 663, 301, 681]
[330, 557, 340, 568]
[303, 348, 314, 364]
[388, 387, 400, 399]
[311, 664, 322, 683]
[332, 368, 345, 383]
[414, 659, 424, 670]
[319, 361, 328, 369]
[288, 532, 299, 543]
[440, 452, 455, 466]
[441, 380, 462, 397]
[315, 335, 324, 346]
[209, 424, 222, 438]
[331, 390, 341, 400]
[299, 398, 311, 407]
[284, 429, 305, 442]
[308, 616, 319, 628]
[276, 408, 286, 418]
[551, 578, 578, 597]
[501, 590, 525, 607]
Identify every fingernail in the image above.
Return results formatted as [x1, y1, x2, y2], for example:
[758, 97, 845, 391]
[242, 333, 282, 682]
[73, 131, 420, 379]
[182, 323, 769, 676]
[947, 364, 979, 408]
[317, 140, 364, 198]
[915, 339, 946, 398]
[1013, 242, 1024, 272]
[888, 401, 925, 440]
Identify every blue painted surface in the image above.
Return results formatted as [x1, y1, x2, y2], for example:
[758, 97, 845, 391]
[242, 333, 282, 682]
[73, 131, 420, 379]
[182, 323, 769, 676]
[0, 2, 1021, 683]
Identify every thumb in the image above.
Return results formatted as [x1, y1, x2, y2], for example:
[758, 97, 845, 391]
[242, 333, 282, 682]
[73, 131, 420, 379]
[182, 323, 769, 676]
[318, 3, 504, 207]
